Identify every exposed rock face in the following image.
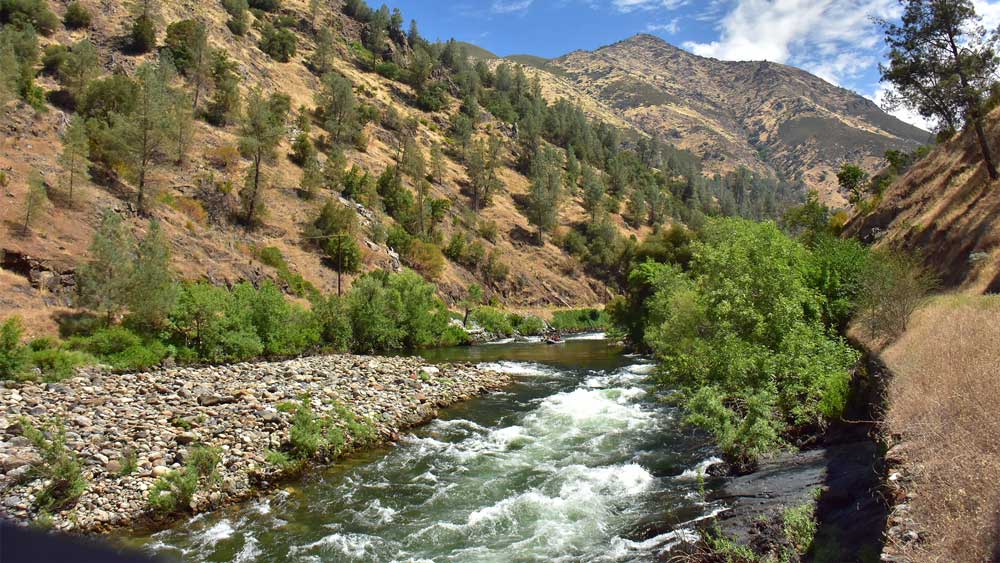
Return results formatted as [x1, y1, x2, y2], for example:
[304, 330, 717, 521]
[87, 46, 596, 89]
[0, 354, 509, 534]
[522, 34, 929, 205]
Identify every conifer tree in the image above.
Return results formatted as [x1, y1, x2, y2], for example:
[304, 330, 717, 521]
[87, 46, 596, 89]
[239, 89, 285, 228]
[881, 0, 999, 179]
[128, 220, 177, 330]
[129, 0, 160, 53]
[430, 142, 445, 184]
[526, 146, 564, 243]
[114, 62, 172, 213]
[21, 171, 47, 236]
[59, 39, 100, 103]
[205, 50, 241, 126]
[77, 210, 135, 323]
[59, 114, 91, 203]
[316, 72, 357, 144]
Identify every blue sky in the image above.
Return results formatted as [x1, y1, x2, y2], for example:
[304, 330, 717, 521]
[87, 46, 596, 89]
[387, 0, 1000, 129]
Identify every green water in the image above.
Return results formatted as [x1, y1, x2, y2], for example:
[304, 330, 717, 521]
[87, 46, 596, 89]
[133, 335, 721, 562]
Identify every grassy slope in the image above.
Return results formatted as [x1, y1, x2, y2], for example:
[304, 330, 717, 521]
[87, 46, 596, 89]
[851, 295, 1000, 562]
[845, 107, 1000, 293]
[0, 0, 648, 338]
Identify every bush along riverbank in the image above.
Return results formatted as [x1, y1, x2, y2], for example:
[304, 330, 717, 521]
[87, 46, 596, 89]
[610, 214, 934, 561]
[0, 354, 509, 534]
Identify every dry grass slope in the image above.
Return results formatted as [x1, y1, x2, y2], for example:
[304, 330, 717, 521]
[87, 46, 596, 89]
[846, 107, 1000, 293]
[854, 295, 1000, 563]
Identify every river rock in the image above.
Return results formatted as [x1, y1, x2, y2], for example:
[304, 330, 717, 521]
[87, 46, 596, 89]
[0, 352, 509, 534]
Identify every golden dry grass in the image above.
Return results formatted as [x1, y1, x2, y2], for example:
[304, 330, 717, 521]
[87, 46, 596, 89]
[866, 295, 1000, 562]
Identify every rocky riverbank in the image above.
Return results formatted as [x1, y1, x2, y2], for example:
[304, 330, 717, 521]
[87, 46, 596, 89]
[0, 354, 509, 534]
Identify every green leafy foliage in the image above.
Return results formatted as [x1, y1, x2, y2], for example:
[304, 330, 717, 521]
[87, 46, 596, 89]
[20, 417, 87, 511]
[0, 317, 29, 381]
[346, 270, 451, 353]
[618, 219, 862, 466]
[63, 1, 91, 28]
[550, 308, 609, 332]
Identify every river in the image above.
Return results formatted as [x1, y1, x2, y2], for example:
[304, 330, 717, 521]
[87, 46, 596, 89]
[131, 335, 722, 562]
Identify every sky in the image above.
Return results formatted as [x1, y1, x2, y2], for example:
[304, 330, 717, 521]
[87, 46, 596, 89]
[387, 0, 1000, 130]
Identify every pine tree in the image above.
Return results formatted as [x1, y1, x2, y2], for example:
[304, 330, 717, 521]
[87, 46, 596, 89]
[465, 135, 501, 212]
[59, 114, 91, 203]
[401, 136, 425, 180]
[205, 50, 241, 126]
[128, 220, 177, 330]
[300, 155, 323, 199]
[565, 146, 580, 194]
[430, 142, 445, 184]
[59, 39, 100, 103]
[316, 72, 357, 144]
[880, 0, 999, 179]
[128, 0, 160, 53]
[21, 171, 48, 236]
[77, 210, 135, 323]
[581, 165, 605, 222]
[308, 28, 335, 76]
[526, 146, 564, 243]
[113, 62, 172, 213]
[239, 89, 285, 228]
[167, 85, 195, 164]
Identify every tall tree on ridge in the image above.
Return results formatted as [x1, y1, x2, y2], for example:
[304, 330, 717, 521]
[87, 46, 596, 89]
[880, 0, 999, 180]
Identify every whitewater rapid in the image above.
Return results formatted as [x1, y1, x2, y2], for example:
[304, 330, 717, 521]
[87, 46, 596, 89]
[135, 345, 721, 563]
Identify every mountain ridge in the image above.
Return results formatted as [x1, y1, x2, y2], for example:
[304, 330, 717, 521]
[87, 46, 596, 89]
[487, 33, 929, 204]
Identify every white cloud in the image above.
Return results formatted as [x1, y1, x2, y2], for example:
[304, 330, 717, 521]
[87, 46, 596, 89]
[612, 0, 688, 13]
[681, 0, 901, 85]
[492, 0, 533, 13]
[647, 18, 680, 34]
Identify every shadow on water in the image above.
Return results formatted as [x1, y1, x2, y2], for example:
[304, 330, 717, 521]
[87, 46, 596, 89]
[808, 356, 890, 563]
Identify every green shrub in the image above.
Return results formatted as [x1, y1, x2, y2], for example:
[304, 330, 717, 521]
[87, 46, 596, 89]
[346, 270, 450, 353]
[783, 502, 818, 554]
[28, 348, 93, 382]
[41, 43, 67, 74]
[514, 315, 546, 336]
[550, 308, 608, 331]
[404, 241, 445, 280]
[20, 417, 87, 511]
[68, 326, 168, 371]
[439, 324, 471, 347]
[130, 15, 157, 53]
[288, 398, 322, 459]
[312, 294, 353, 351]
[148, 468, 197, 513]
[635, 219, 860, 467]
[416, 81, 447, 112]
[248, 0, 280, 10]
[63, 1, 91, 29]
[0, 0, 60, 34]
[259, 23, 296, 62]
[186, 445, 221, 479]
[470, 307, 514, 337]
[0, 317, 29, 381]
[375, 61, 400, 80]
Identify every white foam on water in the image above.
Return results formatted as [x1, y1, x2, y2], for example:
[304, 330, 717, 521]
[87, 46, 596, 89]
[565, 332, 607, 340]
[198, 520, 234, 546]
[291, 532, 382, 558]
[478, 361, 556, 376]
[624, 363, 656, 375]
[607, 527, 701, 559]
[232, 536, 260, 563]
[360, 499, 397, 525]
[676, 457, 724, 481]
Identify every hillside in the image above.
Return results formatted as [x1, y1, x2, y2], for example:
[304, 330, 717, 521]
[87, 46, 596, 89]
[505, 34, 930, 205]
[845, 106, 1000, 293]
[0, 0, 646, 337]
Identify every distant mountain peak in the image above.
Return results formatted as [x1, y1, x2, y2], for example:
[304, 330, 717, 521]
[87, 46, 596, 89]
[530, 36, 929, 205]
